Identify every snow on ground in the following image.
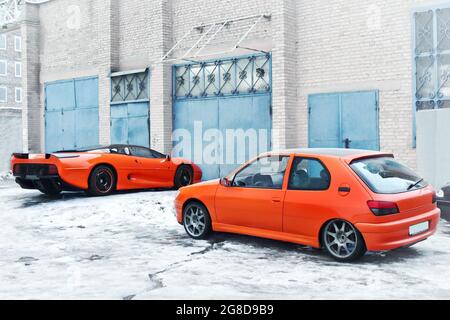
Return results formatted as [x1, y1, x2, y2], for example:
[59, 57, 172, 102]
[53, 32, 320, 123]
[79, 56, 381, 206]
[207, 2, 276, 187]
[0, 180, 450, 300]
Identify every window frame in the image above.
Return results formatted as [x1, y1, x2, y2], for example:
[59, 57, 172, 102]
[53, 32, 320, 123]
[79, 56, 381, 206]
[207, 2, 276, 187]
[230, 154, 291, 190]
[129, 146, 158, 159]
[15, 61, 22, 78]
[0, 60, 7, 76]
[287, 156, 332, 191]
[0, 86, 7, 102]
[15, 87, 22, 103]
[412, 4, 450, 147]
[14, 36, 22, 52]
[0, 35, 6, 50]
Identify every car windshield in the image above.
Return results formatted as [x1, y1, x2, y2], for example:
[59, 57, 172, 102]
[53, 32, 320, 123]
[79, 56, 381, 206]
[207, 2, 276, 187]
[350, 156, 428, 194]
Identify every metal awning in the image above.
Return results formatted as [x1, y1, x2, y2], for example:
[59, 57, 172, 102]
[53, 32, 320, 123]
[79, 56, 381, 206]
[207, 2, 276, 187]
[160, 13, 271, 63]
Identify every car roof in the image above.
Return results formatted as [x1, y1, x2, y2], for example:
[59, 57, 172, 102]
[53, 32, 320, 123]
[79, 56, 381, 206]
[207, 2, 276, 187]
[266, 148, 393, 161]
[55, 145, 151, 153]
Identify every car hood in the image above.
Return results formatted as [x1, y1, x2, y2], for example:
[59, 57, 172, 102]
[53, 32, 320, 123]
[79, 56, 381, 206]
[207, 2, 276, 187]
[179, 178, 220, 190]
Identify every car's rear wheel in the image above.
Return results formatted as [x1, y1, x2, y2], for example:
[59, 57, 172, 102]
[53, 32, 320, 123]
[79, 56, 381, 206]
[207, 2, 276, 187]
[87, 165, 116, 196]
[34, 179, 62, 196]
[183, 202, 212, 239]
[174, 165, 193, 189]
[322, 219, 366, 262]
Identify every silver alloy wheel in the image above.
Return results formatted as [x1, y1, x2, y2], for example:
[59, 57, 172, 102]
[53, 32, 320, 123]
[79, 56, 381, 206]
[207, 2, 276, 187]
[324, 220, 358, 259]
[184, 205, 206, 237]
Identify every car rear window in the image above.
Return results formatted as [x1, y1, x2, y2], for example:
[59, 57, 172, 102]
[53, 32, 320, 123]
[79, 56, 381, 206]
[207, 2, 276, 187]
[350, 156, 428, 194]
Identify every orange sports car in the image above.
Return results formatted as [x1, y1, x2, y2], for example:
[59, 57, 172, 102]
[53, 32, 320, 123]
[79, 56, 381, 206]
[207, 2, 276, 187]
[11, 145, 202, 196]
[175, 149, 441, 261]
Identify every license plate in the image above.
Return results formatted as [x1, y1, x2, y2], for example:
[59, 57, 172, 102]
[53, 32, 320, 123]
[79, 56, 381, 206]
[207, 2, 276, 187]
[409, 221, 429, 236]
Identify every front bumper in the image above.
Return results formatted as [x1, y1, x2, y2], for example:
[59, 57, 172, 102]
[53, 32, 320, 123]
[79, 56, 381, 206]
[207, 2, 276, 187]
[175, 196, 183, 224]
[355, 208, 441, 251]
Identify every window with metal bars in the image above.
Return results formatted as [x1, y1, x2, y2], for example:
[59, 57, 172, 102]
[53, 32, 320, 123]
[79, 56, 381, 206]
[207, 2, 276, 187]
[173, 54, 271, 100]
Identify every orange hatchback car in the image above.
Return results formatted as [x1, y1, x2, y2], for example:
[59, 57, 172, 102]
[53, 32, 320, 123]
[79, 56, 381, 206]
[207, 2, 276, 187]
[175, 149, 441, 262]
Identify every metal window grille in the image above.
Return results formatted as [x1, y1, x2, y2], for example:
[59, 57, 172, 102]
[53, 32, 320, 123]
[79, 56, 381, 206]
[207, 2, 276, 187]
[174, 53, 271, 100]
[111, 71, 149, 103]
[414, 7, 450, 111]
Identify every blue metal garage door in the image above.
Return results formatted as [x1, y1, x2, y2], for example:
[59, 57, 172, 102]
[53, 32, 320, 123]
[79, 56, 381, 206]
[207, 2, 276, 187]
[309, 91, 379, 150]
[45, 77, 99, 152]
[110, 71, 150, 147]
[173, 54, 272, 180]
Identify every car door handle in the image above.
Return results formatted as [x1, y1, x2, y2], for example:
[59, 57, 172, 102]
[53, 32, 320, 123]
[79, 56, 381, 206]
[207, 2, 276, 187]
[272, 197, 281, 203]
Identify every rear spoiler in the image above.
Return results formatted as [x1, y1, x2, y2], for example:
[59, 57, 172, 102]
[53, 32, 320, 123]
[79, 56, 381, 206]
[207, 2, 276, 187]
[349, 153, 394, 164]
[12, 153, 53, 160]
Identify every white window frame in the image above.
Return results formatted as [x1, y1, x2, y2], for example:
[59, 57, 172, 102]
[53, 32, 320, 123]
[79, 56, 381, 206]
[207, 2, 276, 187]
[0, 86, 7, 103]
[0, 60, 7, 76]
[15, 61, 21, 77]
[14, 36, 22, 52]
[0, 35, 6, 50]
[15, 87, 22, 103]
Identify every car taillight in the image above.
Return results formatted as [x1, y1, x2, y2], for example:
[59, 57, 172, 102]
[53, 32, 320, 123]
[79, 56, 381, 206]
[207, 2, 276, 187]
[13, 164, 22, 175]
[367, 200, 399, 216]
[48, 165, 58, 175]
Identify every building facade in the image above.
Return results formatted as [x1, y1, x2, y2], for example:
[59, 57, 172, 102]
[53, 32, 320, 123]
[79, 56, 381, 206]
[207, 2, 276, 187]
[11, 0, 449, 178]
[0, 25, 22, 172]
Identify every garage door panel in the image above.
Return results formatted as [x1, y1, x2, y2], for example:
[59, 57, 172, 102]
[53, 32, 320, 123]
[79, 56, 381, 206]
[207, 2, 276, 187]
[45, 111, 63, 152]
[45, 77, 99, 152]
[62, 109, 76, 150]
[173, 54, 272, 181]
[128, 116, 149, 147]
[309, 94, 340, 148]
[76, 108, 99, 148]
[309, 91, 379, 151]
[75, 77, 99, 109]
[111, 102, 150, 147]
[111, 118, 128, 145]
[173, 99, 220, 181]
[218, 95, 271, 177]
[341, 91, 379, 150]
[45, 81, 75, 111]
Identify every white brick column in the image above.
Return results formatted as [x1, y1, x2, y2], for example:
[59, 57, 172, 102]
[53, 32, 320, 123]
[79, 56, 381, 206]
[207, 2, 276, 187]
[150, 0, 173, 154]
[20, 4, 41, 153]
[271, 0, 299, 150]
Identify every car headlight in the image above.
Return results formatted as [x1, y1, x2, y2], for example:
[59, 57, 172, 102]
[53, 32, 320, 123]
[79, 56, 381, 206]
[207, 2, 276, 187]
[437, 189, 444, 198]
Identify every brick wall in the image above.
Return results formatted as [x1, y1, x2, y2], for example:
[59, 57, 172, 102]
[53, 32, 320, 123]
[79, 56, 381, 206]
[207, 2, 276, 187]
[296, 0, 435, 168]
[27, 0, 436, 168]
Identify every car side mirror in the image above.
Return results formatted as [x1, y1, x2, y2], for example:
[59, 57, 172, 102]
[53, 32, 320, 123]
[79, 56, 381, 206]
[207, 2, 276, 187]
[220, 177, 231, 187]
[165, 154, 171, 162]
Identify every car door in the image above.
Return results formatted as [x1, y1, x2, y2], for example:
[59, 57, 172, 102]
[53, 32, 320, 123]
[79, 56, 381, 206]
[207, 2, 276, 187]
[129, 146, 172, 187]
[214, 155, 291, 232]
[282, 157, 332, 238]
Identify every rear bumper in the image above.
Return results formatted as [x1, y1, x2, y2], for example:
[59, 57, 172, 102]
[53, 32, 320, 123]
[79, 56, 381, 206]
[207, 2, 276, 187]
[355, 207, 441, 251]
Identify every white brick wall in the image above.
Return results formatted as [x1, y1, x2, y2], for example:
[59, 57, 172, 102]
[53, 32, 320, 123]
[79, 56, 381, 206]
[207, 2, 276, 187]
[23, 0, 439, 168]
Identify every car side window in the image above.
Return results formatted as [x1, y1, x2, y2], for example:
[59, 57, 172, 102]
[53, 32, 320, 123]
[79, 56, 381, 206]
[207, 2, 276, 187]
[288, 157, 331, 191]
[150, 149, 166, 158]
[129, 147, 155, 158]
[232, 155, 290, 190]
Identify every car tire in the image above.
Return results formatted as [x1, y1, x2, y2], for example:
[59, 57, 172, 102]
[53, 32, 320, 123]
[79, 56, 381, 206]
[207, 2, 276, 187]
[87, 165, 116, 196]
[174, 165, 194, 189]
[34, 179, 62, 196]
[321, 219, 367, 262]
[183, 202, 212, 240]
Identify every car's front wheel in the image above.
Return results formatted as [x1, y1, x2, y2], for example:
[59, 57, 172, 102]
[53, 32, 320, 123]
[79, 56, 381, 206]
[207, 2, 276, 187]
[322, 219, 366, 262]
[183, 202, 212, 239]
[87, 165, 116, 196]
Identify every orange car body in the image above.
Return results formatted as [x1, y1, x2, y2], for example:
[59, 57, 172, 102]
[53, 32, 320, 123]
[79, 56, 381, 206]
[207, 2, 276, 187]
[175, 149, 440, 252]
[11, 146, 202, 191]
